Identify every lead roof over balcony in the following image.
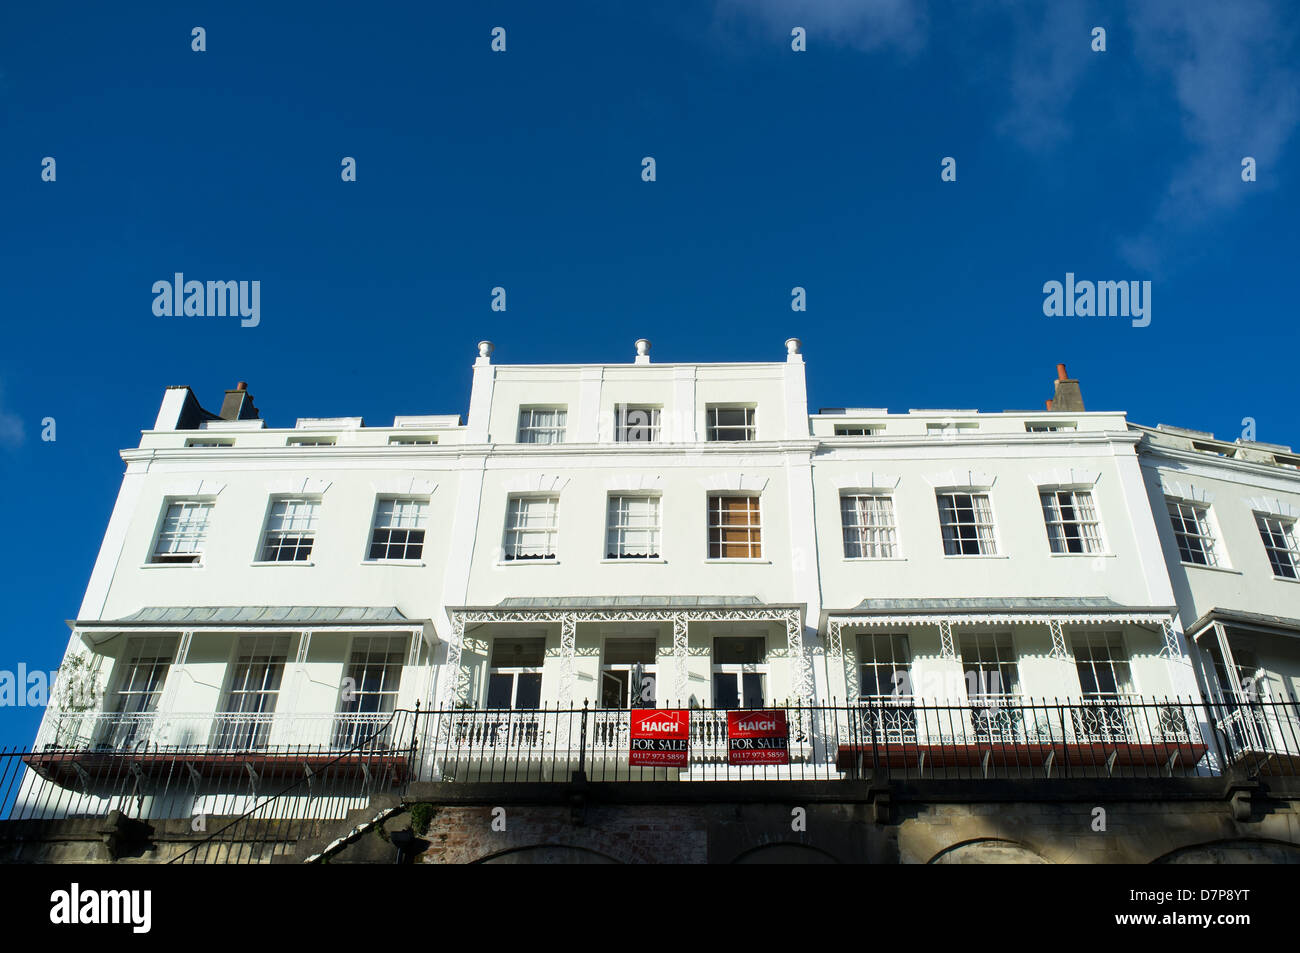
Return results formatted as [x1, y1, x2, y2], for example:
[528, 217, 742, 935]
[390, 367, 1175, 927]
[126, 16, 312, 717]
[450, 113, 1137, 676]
[847, 596, 1171, 614]
[82, 605, 411, 625]
[492, 595, 769, 609]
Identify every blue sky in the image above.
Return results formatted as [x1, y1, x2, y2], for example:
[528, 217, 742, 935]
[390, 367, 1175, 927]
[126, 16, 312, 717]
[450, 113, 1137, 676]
[0, 1, 1296, 745]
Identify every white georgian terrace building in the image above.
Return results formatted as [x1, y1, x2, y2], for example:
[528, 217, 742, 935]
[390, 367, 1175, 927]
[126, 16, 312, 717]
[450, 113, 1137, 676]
[1135, 423, 1300, 752]
[24, 340, 1299, 810]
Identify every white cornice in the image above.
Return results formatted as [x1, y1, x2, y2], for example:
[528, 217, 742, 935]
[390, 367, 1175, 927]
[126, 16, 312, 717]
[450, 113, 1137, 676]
[1138, 444, 1300, 489]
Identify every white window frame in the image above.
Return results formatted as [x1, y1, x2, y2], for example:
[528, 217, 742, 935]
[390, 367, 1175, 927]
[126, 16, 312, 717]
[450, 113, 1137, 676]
[600, 637, 659, 708]
[840, 493, 899, 559]
[1166, 498, 1222, 568]
[503, 495, 560, 561]
[258, 497, 321, 563]
[366, 497, 429, 562]
[614, 404, 662, 443]
[1255, 512, 1300, 580]
[707, 493, 763, 560]
[1040, 488, 1105, 555]
[486, 637, 546, 710]
[337, 634, 408, 714]
[937, 491, 998, 556]
[705, 405, 756, 442]
[215, 635, 291, 749]
[517, 407, 567, 444]
[1071, 631, 1134, 699]
[856, 633, 912, 699]
[150, 499, 214, 564]
[605, 494, 662, 560]
[710, 636, 768, 709]
[108, 636, 178, 715]
[959, 633, 1021, 700]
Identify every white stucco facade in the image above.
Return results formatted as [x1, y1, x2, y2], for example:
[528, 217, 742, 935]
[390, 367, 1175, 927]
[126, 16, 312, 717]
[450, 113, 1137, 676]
[25, 342, 1300, 786]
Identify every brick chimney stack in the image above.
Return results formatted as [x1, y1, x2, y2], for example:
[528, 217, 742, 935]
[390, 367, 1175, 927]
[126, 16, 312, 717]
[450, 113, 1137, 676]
[1050, 363, 1084, 412]
[219, 381, 259, 421]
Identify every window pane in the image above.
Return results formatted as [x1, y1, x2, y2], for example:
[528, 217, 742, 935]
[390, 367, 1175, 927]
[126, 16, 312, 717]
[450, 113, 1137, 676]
[369, 498, 429, 560]
[504, 497, 559, 559]
[713, 673, 740, 709]
[1040, 489, 1103, 555]
[708, 495, 761, 559]
[606, 495, 661, 558]
[260, 499, 319, 561]
[518, 408, 567, 443]
[152, 501, 213, 563]
[938, 492, 996, 555]
[515, 673, 543, 710]
[1167, 499, 1218, 567]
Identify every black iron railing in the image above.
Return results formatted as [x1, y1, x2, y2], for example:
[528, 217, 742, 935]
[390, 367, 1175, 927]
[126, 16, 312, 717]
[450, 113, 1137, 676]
[5, 697, 1300, 862]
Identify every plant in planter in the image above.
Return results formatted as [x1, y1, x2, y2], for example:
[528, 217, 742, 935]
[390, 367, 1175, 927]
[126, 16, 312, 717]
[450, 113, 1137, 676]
[49, 651, 100, 747]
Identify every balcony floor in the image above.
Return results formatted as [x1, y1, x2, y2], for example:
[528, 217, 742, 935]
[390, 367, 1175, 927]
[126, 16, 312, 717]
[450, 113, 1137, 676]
[835, 741, 1209, 773]
[22, 750, 411, 786]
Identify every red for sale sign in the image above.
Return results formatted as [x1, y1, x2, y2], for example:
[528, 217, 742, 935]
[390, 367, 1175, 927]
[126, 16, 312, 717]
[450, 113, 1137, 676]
[727, 710, 789, 765]
[629, 709, 691, 767]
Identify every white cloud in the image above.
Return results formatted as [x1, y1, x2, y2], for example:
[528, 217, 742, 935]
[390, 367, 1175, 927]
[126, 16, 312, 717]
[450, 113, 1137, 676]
[1121, 0, 1299, 266]
[994, 3, 1092, 151]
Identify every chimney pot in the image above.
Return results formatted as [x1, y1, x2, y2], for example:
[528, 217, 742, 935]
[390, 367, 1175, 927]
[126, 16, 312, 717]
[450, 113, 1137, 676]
[1057, 363, 1068, 381]
[236, 381, 247, 391]
[1046, 399, 1054, 410]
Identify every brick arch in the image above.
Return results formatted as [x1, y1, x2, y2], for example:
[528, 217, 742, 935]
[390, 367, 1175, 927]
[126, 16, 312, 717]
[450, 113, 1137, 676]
[474, 844, 624, 864]
[1151, 838, 1300, 865]
[929, 838, 1051, 864]
[731, 842, 840, 864]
